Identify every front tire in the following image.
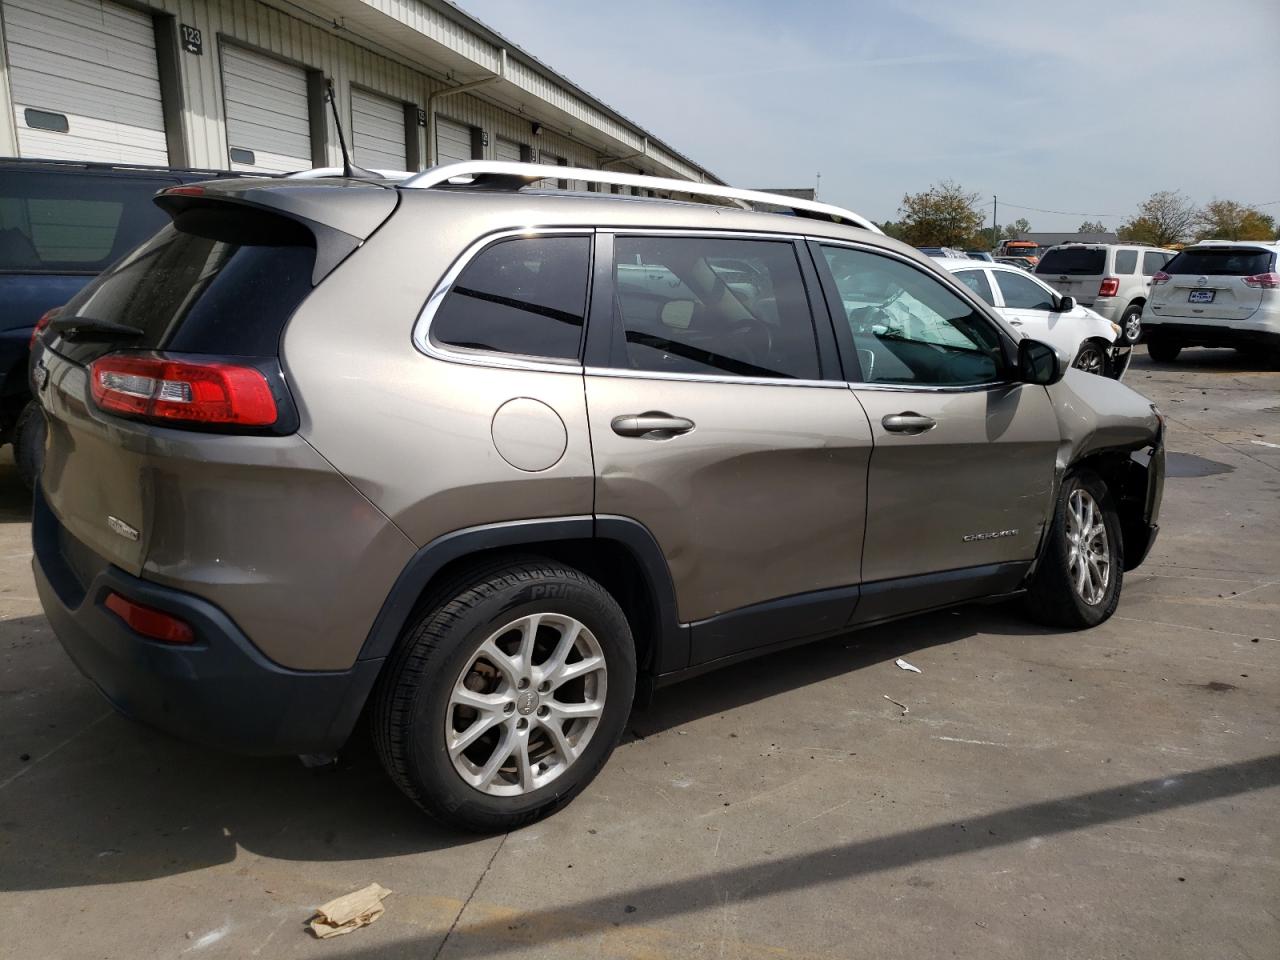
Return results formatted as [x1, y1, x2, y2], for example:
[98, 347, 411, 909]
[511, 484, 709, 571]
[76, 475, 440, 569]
[1146, 337, 1181, 363]
[1024, 470, 1123, 629]
[371, 559, 635, 832]
[1072, 339, 1108, 376]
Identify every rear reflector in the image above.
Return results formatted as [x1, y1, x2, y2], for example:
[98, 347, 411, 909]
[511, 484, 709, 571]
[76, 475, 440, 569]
[1098, 277, 1120, 297]
[104, 591, 195, 644]
[89, 354, 277, 427]
[1151, 271, 1171, 285]
[1242, 272, 1279, 289]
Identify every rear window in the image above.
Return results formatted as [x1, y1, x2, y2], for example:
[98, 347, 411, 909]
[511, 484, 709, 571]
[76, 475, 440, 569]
[1036, 248, 1106, 275]
[1163, 248, 1275, 277]
[0, 170, 178, 273]
[55, 205, 316, 360]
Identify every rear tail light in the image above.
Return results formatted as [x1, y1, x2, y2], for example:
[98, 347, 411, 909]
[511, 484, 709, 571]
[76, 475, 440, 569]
[29, 307, 59, 347]
[1098, 277, 1120, 297]
[104, 591, 194, 644]
[1150, 271, 1171, 285]
[1242, 272, 1280, 289]
[89, 353, 277, 427]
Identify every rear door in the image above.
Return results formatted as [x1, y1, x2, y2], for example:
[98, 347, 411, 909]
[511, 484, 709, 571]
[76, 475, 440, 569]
[584, 231, 872, 668]
[813, 242, 1058, 616]
[1150, 246, 1273, 322]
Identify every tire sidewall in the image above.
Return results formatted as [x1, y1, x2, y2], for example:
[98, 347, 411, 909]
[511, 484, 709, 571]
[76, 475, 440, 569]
[1046, 471, 1124, 626]
[14, 402, 45, 492]
[1120, 305, 1143, 345]
[406, 574, 635, 827]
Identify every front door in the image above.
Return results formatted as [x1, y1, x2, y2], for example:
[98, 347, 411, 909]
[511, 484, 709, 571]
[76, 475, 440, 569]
[585, 232, 873, 667]
[813, 242, 1059, 619]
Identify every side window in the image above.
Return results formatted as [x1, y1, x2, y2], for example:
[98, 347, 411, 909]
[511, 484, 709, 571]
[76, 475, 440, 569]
[1142, 251, 1168, 276]
[821, 245, 1004, 387]
[994, 270, 1057, 311]
[613, 235, 820, 380]
[953, 269, 994, 305]
[1113, 249, 1138, 274]
[431, 235, 590, 361]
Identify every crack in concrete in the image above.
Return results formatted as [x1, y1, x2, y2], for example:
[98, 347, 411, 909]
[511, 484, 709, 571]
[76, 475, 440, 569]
[431, 832, 509, 960]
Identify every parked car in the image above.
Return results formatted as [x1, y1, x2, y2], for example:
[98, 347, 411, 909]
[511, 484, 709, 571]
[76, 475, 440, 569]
[916, 245, 967, 259]
[1035, 243, 1175, 346]
[0, 158, 245, 488]
[996, 256, 1035, 271]
[30, 162, 1165, 832]
[966, 251, 994, 262]
[939, 259, 1128, 378]
[1142, 241, 1280, 363]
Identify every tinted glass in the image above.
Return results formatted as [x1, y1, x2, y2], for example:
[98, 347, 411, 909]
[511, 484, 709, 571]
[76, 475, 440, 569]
[822, 246, 1003, 386]
[1142, 251, 1170, 275]
[0, 171, 177, 272]
[1163, 248, 1275, 277]
[995, 270, 1057, 310]
[57, 206, 316, 362]
[433, 236, 590, 361]
[614, 236, 819, 380]
[1113, 249, 1138, 274]
[953, 269, 994, 305]
[1036, 248, 1106, 275]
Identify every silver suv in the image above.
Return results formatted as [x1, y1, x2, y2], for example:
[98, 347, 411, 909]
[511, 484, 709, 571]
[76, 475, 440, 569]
[1036, 243, 1175, 345]
[30, 163, 1165, 831]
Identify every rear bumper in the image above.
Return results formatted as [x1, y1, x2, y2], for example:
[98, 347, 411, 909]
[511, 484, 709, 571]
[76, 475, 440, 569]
[32, 487, 382, 756]
[1142, 320, 1280, 350]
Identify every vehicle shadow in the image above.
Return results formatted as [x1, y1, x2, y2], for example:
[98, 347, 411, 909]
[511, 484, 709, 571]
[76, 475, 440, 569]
[0, 596, 1044, 893]
[1132, 344, 1278, 373]
[0, 455, 31, 523]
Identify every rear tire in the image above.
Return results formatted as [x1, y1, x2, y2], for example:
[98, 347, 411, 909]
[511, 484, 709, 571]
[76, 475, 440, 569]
[371, 558, 635, 833]
[1024, 470, 1123, 629]
[1146, 337, 1181, 363]
[1119, 304, 1143, 345]
[14, 401, 45, 493]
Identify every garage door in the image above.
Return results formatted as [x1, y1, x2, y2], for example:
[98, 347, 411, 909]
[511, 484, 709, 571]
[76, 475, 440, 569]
[221, 45, 312, 173]
[494, 137, 522, 163]
[434, 116, 472, 166]
[3, 0, 168, 164]
[351, 87, 406, 171]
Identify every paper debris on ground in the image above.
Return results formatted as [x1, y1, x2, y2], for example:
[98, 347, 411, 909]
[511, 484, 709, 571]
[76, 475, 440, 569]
[895, 658, 922, 674]
[883, 695, 909, 715]
[308, 883, 393, 939]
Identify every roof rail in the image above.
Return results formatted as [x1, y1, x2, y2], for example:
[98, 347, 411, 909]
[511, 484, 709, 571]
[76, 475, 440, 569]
[399, 161, 882, 233]
[286, 166, 415, 180]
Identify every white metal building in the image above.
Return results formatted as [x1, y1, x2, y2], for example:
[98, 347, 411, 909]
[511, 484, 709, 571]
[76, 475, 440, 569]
[0, 0, 716, 185]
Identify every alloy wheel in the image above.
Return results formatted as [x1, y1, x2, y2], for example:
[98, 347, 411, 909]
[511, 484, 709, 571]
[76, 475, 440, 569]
[1074, 346, 1104, 375]
[1066, 488, 1110, 606]
[1124, 312, 1142, 344]
[446, 613, 606, 797]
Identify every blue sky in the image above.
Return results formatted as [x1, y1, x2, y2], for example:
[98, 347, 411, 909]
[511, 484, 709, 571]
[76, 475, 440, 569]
[459, 0, 1280, 233]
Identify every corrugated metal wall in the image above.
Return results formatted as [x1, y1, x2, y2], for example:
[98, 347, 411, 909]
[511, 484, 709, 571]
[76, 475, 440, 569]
[82, 0, 604, 172]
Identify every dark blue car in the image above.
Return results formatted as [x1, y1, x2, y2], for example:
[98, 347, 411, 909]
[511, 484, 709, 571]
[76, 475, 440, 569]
[1, 159, 244, 486]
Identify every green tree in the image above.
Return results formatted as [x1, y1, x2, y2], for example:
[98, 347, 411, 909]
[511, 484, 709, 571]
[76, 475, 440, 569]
[1118, 191, 1196, 246]
[897, 180, 986, 247]
[877, 219, 908, 241]
[1077, 220, 1107, 233]
[1006, 217, 1031, 238]
[1194, 200, 1276, 241]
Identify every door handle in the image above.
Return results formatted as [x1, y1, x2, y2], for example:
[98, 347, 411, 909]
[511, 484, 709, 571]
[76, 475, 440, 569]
[881, 412, 936, 434]
[611, 412, 695, 438]
[1008, 319, 1023, 326]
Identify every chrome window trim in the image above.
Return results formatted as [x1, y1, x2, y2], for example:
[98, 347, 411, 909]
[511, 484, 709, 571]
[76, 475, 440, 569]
[846, 380, 1022, 395]
[412, 226, 595, 375]
[583, 366, 847, 389]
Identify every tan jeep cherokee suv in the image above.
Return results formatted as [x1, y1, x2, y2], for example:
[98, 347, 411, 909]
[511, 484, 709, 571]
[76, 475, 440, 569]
[30, 163, 1164, 831]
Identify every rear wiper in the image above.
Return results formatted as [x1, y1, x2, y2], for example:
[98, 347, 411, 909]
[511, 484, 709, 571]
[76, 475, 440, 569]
[49, 316, 144, 339]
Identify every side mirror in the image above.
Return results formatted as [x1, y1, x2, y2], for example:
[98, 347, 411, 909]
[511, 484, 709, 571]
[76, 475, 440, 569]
[1018, 338, 1067, 385]
[1056, 294, 1075, 313]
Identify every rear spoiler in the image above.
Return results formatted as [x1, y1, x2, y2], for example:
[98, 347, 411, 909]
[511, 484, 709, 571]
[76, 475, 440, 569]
[154, 180, 399, 284]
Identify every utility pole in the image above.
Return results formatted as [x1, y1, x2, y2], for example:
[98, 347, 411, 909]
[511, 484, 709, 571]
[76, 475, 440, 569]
[815, 172, 821, 199]
[992, 194, 998, 250]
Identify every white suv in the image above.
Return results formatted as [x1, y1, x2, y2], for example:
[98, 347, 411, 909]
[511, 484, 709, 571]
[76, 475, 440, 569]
[1143, 241, 1280, 364]
[1035, 243, 1175, 345]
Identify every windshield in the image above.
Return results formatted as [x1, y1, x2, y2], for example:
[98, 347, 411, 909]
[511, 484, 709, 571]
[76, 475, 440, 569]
[0, 171, 178, 273]
[1037, 248, 1106, 275]
[1163, 248, 1275, 277]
